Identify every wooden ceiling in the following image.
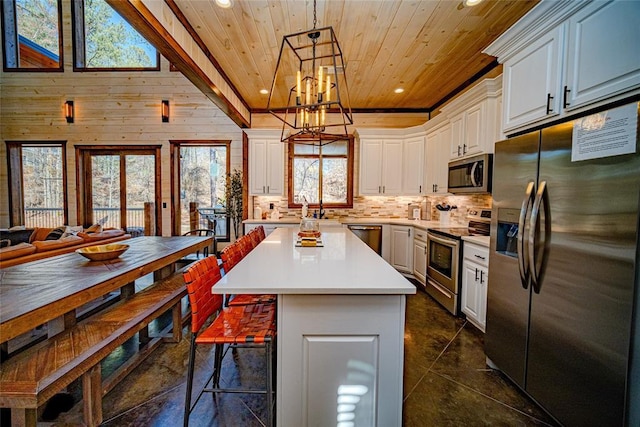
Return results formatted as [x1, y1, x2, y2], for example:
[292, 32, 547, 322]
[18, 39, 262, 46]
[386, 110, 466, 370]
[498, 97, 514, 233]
[169, 0, 538, 113]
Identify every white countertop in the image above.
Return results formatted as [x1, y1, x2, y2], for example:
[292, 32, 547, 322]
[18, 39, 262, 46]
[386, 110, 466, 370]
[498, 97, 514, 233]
[462, 235, 490, 247]
[213, 227, 416, 295]
[244, 217, 466, 231]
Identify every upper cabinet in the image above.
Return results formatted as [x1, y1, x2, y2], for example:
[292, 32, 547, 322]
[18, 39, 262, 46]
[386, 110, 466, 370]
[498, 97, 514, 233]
[359, 137, 403, 195]
[441, 76, 502, 160]
[402, 134, 426, 196]
[485, 0, 640, 135]
[245, 130, 284, 196]
[424, 116, 450, 194]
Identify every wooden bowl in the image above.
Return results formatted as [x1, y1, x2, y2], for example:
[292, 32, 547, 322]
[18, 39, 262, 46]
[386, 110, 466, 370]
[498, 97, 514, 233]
[76, 243, 129, 261]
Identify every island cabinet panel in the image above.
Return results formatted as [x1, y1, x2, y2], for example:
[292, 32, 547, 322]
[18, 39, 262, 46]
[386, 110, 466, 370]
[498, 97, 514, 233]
[303, 335, 378, 426]
[278, 294, 406, 427]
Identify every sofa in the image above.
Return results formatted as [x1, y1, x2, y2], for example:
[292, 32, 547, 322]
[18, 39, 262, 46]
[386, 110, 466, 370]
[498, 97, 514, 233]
[0, 226, 132, 269]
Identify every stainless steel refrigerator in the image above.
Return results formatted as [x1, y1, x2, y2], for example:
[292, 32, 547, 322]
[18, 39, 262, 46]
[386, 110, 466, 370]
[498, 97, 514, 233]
[486, 101, 640, 426]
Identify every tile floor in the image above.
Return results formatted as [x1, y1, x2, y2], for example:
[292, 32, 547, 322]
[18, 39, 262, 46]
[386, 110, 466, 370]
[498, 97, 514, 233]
[48, 285, 557, 426]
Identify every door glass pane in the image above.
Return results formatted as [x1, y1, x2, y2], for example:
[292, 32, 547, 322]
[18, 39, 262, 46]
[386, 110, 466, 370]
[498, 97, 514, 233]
[92, 155, 120, 228]
[322, 157, 347, 203]
[179, 146, 227, 237]
[125, 155, 154, 233]
[22, 146, 64, 227]
[293, 158, 319, 204]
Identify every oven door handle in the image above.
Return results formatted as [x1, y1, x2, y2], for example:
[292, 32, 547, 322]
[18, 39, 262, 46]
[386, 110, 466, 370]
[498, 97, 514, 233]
[517, 181, 535, 289]
[426, 232, 458, 248]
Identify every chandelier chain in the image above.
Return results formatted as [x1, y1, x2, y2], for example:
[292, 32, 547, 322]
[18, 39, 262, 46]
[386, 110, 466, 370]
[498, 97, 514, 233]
[313, 0, 317, 29]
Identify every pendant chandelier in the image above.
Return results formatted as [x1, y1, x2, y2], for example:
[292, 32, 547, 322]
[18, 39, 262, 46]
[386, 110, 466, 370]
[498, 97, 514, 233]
[266, 0, 353, 146]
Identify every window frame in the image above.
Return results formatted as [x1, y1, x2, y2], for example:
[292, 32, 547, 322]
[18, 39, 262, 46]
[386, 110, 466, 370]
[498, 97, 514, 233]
[1, 0, 64, 72]
[5, 141, 69, 227]
[70, 0, 160, 72]
[287, 136, 354, 209]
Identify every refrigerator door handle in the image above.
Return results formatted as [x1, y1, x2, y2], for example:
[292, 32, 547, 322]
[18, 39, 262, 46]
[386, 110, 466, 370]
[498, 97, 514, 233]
[517, 181, 535, 288]
[529, 180, 551, 293]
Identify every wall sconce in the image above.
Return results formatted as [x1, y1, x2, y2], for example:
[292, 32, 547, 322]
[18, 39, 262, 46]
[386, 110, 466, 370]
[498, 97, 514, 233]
[161, 100, 169, 122]
[65, 100, 74, 123]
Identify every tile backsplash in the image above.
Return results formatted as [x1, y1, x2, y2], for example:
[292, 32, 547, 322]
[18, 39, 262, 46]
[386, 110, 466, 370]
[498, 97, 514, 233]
[252, 194, 492, 224]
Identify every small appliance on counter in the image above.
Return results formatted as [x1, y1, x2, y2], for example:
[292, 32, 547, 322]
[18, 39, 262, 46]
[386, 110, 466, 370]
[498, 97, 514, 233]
[407, 203, 421, 220]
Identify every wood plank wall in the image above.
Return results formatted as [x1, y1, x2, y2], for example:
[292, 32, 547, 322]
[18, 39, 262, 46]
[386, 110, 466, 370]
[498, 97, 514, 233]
[0, 0, 244, 231]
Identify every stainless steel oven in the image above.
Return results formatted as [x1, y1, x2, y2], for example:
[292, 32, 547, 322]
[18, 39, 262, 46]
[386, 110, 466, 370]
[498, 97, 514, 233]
[426, 231, 461, 315]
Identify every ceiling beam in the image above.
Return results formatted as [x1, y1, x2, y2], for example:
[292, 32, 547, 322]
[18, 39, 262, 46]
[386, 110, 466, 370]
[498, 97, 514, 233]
[105, 0, 251, 128]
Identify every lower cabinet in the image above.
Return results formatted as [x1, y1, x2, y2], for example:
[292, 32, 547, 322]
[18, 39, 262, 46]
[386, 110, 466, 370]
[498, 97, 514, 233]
[412, 229, 428, 285]
[461, 242, 489, 332]
[390, 225, 413, 274]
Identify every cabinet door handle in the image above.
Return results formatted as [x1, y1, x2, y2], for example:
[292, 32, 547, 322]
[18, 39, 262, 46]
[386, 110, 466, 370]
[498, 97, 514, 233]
[546, 93, 554, 114]
[263, 186, 266, 193]
[480, 270, 485, 284]
[419, 185, 422, 193]
[463, 144, 467, 154]
[383, 186, 386, 193]
[434, 184, 438, 192]
[267, 185, 269, 193]
[407, 228, 411, 237]
[475, 268, 479, 281]
[563, 86, 571, 108]
[474, 254, 486, 261]
[457, 145, 461, 156]
[378, 186, 381, 193]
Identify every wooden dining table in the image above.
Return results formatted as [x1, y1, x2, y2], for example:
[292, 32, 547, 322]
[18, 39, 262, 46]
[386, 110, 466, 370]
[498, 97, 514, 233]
[0, 236, 212, 345]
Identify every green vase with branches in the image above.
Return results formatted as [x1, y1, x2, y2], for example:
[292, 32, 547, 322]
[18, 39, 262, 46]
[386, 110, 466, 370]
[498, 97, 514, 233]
[226, 169, 243, 239]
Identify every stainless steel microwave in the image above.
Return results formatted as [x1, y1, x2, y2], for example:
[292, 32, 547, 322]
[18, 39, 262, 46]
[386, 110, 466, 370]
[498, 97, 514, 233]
[447, 153, 492, 194]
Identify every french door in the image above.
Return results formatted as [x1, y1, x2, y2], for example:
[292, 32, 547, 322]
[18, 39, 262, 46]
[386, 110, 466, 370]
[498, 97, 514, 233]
[76, 146, 161, 234]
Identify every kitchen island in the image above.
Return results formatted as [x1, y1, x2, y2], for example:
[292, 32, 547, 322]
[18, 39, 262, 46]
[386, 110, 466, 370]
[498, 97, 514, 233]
[213, 227, 416, 426]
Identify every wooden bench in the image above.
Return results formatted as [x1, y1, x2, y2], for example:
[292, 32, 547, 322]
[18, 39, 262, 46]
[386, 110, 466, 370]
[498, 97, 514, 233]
[0, 271, 189, 426]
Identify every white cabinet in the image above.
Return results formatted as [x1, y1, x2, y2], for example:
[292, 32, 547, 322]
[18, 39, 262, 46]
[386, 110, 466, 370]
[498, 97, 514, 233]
[441, 77, 502, 160]
[359, 138, 403, 195]
[486, 0, 640, 134]
[403, 136, 425, 195]
[500, 27, 564, 131]
[564, 1, 640, 111]
[412, 228, 428, 285]
[449, 102, 486, 159]
[425, 121, 450, 194]
[244, 222, 297, 236]
[247, 131, 284, 196]
[461, 242, 489, 332]
[390, 225, 413, 274]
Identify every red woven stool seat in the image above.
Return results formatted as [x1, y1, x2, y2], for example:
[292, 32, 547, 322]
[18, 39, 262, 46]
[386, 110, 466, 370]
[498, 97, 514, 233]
[227, 293, 277, 307]
[197, 302, 275, 344]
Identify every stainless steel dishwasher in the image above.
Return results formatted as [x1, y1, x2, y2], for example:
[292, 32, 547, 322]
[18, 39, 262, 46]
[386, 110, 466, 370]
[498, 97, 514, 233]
[347, 225, 382, 255]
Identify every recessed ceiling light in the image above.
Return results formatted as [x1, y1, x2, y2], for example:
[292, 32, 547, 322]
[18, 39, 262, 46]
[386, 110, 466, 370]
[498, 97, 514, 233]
[215, 0, 233, 8]
[394, 88, 404, 94]
[463, 0, 484, 6]
[260, 89, 269, 95]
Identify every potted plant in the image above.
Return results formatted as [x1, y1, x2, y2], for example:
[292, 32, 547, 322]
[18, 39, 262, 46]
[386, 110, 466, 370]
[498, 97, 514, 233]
[226, 169, 243, 239]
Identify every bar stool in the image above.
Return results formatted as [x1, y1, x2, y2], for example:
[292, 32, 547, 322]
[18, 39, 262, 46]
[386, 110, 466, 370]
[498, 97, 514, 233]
[182, 256, 276, 427]
[237, 234, 253, 257]
[221, 241, 276, 307]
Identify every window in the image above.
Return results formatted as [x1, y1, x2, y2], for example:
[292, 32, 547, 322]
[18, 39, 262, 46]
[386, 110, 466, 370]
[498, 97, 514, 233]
[72, 0, 159, 70]
[2, 0, 63, 70]
[5, 142, 68, 227]
[288, 137, 354, 209]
